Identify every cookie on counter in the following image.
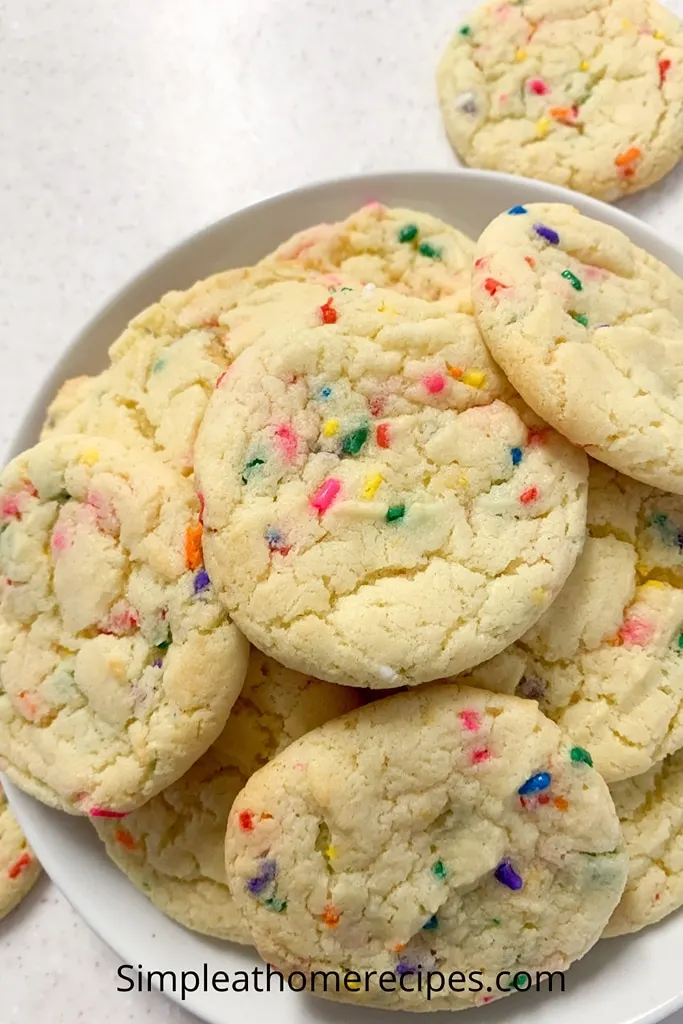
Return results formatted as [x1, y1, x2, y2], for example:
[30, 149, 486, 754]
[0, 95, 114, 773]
[224, 684, 627, 1011]
[0, 434, 249, 815]
[474, 202, 683, 493]
[0, 780, 41, 919]
[437, 0, 683, 201]
[93, 649, 361, 942]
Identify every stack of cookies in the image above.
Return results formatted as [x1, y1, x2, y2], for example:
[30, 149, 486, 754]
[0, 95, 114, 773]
[1, 200, 682, 1010]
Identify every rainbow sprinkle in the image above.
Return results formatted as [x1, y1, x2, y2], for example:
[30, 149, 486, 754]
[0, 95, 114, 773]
[458, 709, 481, 732]
[193, 569, 210, 594]
[246, 859, 277, 895]
[322, 418, 339, 437]
[423, 915, 439, 930]
[510, 447, 523, 466]
[520, 486, 539, 505]
[534, 224, 560, 245]
[424, 372, 446, 394]
[386, 504, 406, 523]
[319, 386, 333, 399]
[398, 224, 418, 243]
[8, 853, 32, 880]
[321, 904, 342, 927]
[518, 771, 551, 795]
[570, 746, 593, 767]
[562, 270, 583, 291]
[484, 277, 508, 297]
[185, 523, 203, 570]
[310, 478, 342, 514]
[264, 896, 287, 913]
[239, 810, 255, 832]
[362, 474, 383, 500]
[462, 370, 486, 389]
[319, 298, 338, 324]
[242, 457, 265, 484]
[508, 205, 528, 215]
[418, 241, 442, 260]
[494, 859, 523, 890]
[528, 78, 549, 95]
[376, 423, 391, 448]
[89, 808, 128, 819]
[570, 312, 589, 327]
[265, 527, 291, 555]
[342, 426, 369, 456]
[431, 860, 448, 880]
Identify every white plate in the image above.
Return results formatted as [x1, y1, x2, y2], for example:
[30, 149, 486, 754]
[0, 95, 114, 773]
[5, 170, 683, 1024]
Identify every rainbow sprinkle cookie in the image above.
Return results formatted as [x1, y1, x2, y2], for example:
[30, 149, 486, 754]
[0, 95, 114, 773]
[224, 684, 627, 1011]
[474, 203, 683, 494]
[93, 648, 361, 942]
[606, 749, 683, 937]
[195, 287, 588, 689]
[466, 462, 683, 783]
[437, 0, 683, 202]
[265, 204, 476, 309]
[0, 434, 249, 815]
[0, 780, 41, 919]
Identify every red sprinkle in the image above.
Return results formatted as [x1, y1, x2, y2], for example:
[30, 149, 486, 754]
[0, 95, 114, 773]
[525, 256, 536, 268]
[376, 423, 391, 448]
[520, 486, 539, 505]
[8, 852, 32, 880]
[115, 828, 137, 850]
[198, 492, 205, 524]
[89, 808, 128, 819]
[484, 277, 508, 297]
[239, 810, 255, 832]
[528, 78, 550, 95]
[618, 617, 655, 648]
[458, 709, 481, 732]
[538, 795, 551, 806]
[321, 904, 342, 927]
[424, 373, 446, 395]
[319, 298, 338, 324]
[215, 371, 228, 389]
[0, 496, 21, 520]
[471, 748, 492, 765]
[474, 257, 488, 270]
[659, 59, 672, 84]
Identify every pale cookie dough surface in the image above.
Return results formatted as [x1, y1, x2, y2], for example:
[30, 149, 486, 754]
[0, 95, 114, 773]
[225, 684, 627, 1012]
[0, 434, 249, 815]
[437, 0, 683, 202]
[606, 749, 683, 936]
[47, 270, 344, 474]
[196, 287, 588, 689]
[94, 649, 361, 941]
[0, 780, 41, 919]
[474, 202, 683, 493]
[464, 462, 683, 783]
[266, 204, 475, 309]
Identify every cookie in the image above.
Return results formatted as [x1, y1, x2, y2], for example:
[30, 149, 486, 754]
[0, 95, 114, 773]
[0, 434, 249, 815]
[0, 780, 41, 919]
[195, 286, 588, 689]
[41, 376, 96, 437]
[437, 0, 683, 202]
[224, 684, 627, 1011]
[93, 649, 361, 941]
[473, 202, 683, 494]
[606, 750, 683, 936]
[266, 204, 475, 308]
[464, 463, 683, 783]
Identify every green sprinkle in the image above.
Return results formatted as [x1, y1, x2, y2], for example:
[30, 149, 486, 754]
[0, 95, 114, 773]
[423, 915, 439, 930]
[156, 626, 172, 651]
[491, 918, 501, 926]
[459, 25, 472, 36]
[241, 457, 265, 484]
[152, 358, 166, 373]
[340, 286, 353, 292]
[418, 241, 442, 260]
[562, 269, 583, 291]
[677, 633, 683, 651]
[264, 896, 287, 913]
[342, 426, 369, 456]
[431, 859, 447, 880]
[570, 312, 589, 327]
[386, 504, 406, 524]
[398, 223, 419, 244]
[570, 745, 593, 767]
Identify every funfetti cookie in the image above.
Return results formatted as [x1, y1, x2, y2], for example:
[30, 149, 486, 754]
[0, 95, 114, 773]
[195, 287, 588, 689]
[473, 202, 683, 494]
[0, 781, 41, 919]
[224, 684, 628, 1011]
[606, 750, 683, 936]
[0, 434, 249, 815]
[266, 204, 475, 308]
[93, 649, 361, 942]
[437, 0, 683, 202]
[463, 462, 683, 784]
[41, 376, 96, 437]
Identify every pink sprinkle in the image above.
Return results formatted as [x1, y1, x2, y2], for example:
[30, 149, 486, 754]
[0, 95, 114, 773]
[619, 617, 655, 648]
[527, 427, 549, 446]
[51, 528, 70, 554]
[474, 257, 488, 270]
[0, 496, 21, 520]
[293, 761, 307, 771]
[528, 78, 549, 95]
[216, 370, 229, 389]
[520, 486, 539, 505]
[458, 709, 481, 732]
[89, 808, 128, 819]
[424, 373, 446, 395]
[369, 396, 385, 417]
[198, 492, 205, 523]
[471, 748, 492, 765]
[274, 423, 298, 462]
[310, 478, 342, 514]
[102, 604, 139, 636]
[483, 996, 494, 1004]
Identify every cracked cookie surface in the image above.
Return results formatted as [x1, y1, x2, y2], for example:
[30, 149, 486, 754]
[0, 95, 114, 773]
[224, 683, 627, 1011]
[0, 780, 41, 919]
[93, 648, 361, 941]
[196, 287, 588, 689]
[0, 434, 249, 814]
[474, 202, 683, 493]
[437, 0, 683, 202]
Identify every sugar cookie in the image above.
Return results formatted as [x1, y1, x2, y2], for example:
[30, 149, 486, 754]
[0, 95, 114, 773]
[0, 780, 41, 919]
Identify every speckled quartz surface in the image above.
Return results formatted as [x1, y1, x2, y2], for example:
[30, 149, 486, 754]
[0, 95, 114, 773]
[3, 1, 683, 1022]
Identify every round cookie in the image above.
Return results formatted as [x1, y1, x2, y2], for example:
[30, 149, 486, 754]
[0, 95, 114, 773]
[196, 286, 588, 689]
[606, 750, 683, 936]
[437, 0, 683, 202]
[0, 780, 41, 919]
[0, 434, 249, 815]
[93, 649, 362, 941]
[473, 202, 683, 493]
[266, 204, 475, 308]
[224, 684, 627, 1011]
[464, 462, 683, 783]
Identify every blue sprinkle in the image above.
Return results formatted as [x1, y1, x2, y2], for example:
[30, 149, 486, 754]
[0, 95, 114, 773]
[395, 959, 419, 977]
[494, 859, 523, 891]
[508, 205, 528, 215]
[246, 859, 277, 895]
[510, 447, 523, 466]
[152, 358, 166, 374]
[319, 386, 333, 399]
[423, 915, 439, 930]
[518, 771, 551, 795]
[534, 224, 560, 246]
[193, 569, 211, 594]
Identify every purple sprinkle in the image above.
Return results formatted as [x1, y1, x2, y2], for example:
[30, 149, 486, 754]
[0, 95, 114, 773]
[395, 960, 418, 977]
[194, 569, 211, 594]
[534, 224, 560, 246]
[152, 659, 163, 669]
[494, 859, 523, 891]
[246, 859, 277, 895]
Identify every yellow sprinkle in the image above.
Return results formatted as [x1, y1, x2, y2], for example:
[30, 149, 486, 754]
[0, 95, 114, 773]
[462, 369, 487, 389]
[579, 60, 590, 72]
[79, 448, 100, 466]
[622, 18, 632, 29]
[535, 116, 552, 138]
[377, 301, 386, 312]
[515, 48, 527, 62]
[323, 418, 339, 437]
[326, 845, 337, 860]
[654, 30, 665, 39]
[532, 587, 547, 605]
[642, 580, 666, 589]
[345, 975, 361, 992]
[362, 473, 384, 500]
[458, 475, 469, 488]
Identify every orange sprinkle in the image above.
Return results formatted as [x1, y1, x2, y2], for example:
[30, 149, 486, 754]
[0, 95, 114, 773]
[393, 943, 406, 953]
[554, 796, 569, 812]
[615, 146, 642, 168]
[321, 904, 342, 927]
[185, 523, 203, 570]
[260, 812, 274, 821]
[8, 852, 31, 880]
[520, 486, 539, 505]
[447, 363, 464, 379]
[115, 828, 137, 851]
[17, 691, 38, 718]
[525, 256, 536, 268]
[549, 105, 578, 124]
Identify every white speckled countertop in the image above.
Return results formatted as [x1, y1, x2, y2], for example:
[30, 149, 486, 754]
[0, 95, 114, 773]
[3, 1, 683, 1021]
